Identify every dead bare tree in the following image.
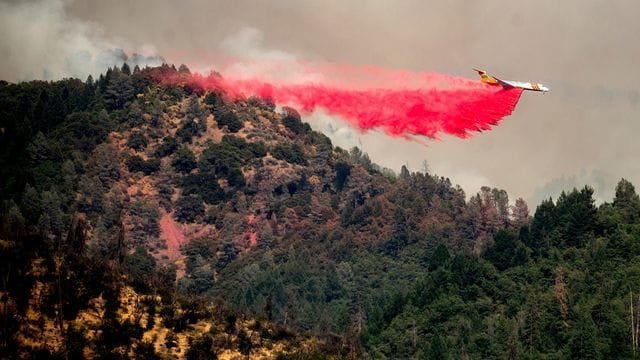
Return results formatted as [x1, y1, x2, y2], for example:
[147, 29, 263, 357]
[629, 289, 640, 356]
[554, 267, 569, 327]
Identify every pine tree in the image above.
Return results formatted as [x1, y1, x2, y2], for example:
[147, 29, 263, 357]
[103, 68, 134, 109]
[511, 197, 531, 229]
[613, 178, 640, 222]
[121, 62, 131, 76]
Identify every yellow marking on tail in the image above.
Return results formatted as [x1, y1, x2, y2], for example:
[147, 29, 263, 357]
[481, 75, 498, 85]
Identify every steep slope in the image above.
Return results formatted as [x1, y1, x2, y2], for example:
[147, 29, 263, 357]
[0, 65, 352, 358]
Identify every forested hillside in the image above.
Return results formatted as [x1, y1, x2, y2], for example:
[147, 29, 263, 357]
[1, 63, 639, 359]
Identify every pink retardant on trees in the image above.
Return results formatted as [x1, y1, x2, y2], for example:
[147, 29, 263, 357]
[157, 63, 523, 140]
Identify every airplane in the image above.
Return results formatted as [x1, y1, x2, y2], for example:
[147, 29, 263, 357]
[474, 68, 549, 92]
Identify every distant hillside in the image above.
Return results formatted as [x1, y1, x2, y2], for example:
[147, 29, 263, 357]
[2, 63, 640, 359]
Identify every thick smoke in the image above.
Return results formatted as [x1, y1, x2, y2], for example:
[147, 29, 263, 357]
[0, 0, 162, 82]
[160, 64, 523, 140]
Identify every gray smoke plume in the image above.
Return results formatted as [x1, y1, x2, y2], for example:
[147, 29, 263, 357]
[0, 0, 163, 82]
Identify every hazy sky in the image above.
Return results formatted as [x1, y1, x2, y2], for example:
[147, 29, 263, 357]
[2, 0, 639, 205]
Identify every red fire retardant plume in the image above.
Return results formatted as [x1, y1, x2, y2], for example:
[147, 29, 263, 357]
[158, 64, 523, 140]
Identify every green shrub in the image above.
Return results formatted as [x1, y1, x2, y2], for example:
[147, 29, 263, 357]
[124, 247, 157, 292]
[221, 135, 266, 160]
[334, 162, 351, 191]
[204, 91, 224, 108]
[181, 172, 225, 204]
[199, 142, 242, 176]
[227, 167, 246, 188]
[271, 143, 307, 165]
[155, 136, 179, 157]
[216, 110, 243, 132]
[282, 111, 308, 135]
[127, 155, 160, 175]
[176, 118, 198, 143]
[172, 146, 197, 173]
[127, 131, 148, 150]
[174, 194, 205, 223]
[248, 141, 267, 158]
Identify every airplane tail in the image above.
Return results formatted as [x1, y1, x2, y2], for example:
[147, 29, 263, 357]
[473, 68, 487, 77]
